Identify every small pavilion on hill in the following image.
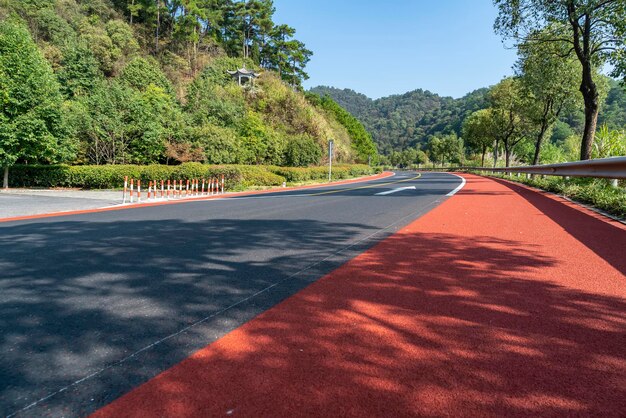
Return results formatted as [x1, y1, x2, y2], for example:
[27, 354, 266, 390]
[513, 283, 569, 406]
[227, 68, 260, 86]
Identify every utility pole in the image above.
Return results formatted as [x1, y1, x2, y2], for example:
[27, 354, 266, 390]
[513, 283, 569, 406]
[328, 139, 334, 182]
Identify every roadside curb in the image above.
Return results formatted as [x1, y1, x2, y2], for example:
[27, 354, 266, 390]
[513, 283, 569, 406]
[0, 171, 394, 223]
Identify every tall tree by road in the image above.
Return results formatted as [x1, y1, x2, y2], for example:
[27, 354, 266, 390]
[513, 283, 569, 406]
[494, 0, 626, 160]
[489, 78, 527, 167]
[0, 20, 72, 188]
[516, 28, 582, 165]
[463, 109, 494, 167]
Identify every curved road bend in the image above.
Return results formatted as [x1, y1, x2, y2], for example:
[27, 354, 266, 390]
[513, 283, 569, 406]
[0, 171, 463, 417]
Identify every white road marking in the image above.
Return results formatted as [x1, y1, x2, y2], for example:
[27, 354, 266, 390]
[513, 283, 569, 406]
[445, 174, 467, 196]
[375, 186, 416, 196]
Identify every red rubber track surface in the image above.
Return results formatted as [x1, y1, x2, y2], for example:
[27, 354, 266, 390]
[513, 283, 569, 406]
[93, 174, 626, 417]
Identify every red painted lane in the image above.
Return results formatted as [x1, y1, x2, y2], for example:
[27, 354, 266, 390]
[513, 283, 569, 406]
[0, 171, 393, 223]
[93, 174, 626, 417]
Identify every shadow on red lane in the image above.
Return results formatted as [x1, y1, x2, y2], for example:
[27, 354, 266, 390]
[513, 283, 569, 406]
[93, 230, 626, 417]
[493, 178, 626, 275]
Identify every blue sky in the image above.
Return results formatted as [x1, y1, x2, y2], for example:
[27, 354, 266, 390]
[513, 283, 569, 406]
[272, 0, 517, 99]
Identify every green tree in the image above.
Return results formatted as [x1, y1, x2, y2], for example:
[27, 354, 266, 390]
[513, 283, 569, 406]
[119, 56, 173, 94]
[0, 20, 72, 187]
[494, 0, 626, 160]
[57, 43, 102, 98]
[489, 78, 528, 167]
[427, 133, 463, 167]
[284, 134, 321, 167]
[462, 109, 494, 167]
[516, 30, 582, 164]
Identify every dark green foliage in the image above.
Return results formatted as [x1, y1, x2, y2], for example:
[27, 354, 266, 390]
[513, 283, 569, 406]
[310, 86, 489, 154]
[313, 76, 626, 159]
[599, 79, 626, 130]
[119, 57, 173, 94]
[9, 163, 375, 189]
[57, 44, 103, 98]
[284, 135, 322, 167]
[0, 0, 372, 174]
[0, 19, 74, 178]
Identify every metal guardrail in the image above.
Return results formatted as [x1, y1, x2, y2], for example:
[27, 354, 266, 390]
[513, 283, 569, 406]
[420, 156, 626, 180]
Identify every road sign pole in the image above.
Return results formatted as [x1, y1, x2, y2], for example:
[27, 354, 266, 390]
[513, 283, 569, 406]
[328, 139, 334, 182]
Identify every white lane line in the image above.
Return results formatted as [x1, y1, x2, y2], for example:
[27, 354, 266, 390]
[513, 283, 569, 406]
[445, 174, 467, 196]
[375, 186, 416, 196]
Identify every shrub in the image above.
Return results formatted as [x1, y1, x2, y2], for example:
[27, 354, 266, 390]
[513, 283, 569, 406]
[284, 135, 322, 167]
[236, 165, 285, 187]
[9, 165, 72, 188]
[69, 165, 141, 188]
[8, 163, 375, 190]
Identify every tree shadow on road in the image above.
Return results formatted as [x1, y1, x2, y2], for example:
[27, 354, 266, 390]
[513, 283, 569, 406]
[0, 217, 382, 416]
[93, 228, 626, 417]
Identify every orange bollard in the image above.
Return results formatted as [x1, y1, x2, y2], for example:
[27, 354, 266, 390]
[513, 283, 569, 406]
[167, 179, 171, 199]
[137, 180, 142, 202]
[129, 178, 134, 203]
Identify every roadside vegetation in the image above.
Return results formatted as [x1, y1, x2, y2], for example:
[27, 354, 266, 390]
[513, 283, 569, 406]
[0, 0, 378, 189]
[8, 162, 379, 190]
[316, 1, 626, 171]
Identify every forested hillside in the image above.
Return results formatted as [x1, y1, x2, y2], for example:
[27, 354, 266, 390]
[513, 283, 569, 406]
[312, 80, 626, 156]
[0, 0, 377, 179]
[310, 86, 489, 154]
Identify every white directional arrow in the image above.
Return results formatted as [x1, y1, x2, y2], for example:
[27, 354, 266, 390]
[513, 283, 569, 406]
[375, 186, 416, 196]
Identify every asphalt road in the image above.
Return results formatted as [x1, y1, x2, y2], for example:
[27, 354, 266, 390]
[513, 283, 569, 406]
[0, 171, 462, 417]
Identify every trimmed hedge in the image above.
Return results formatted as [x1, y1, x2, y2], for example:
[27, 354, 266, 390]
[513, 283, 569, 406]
[8, 163, 379, 190]
[269, 164, 376, 182]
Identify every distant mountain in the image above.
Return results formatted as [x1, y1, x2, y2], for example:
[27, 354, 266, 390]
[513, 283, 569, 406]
[310, 86, 490, 154]
[311, 81, 626, 154]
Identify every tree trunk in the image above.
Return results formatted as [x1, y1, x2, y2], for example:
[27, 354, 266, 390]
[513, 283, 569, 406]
[3, 166, 8, 189]
[493, 139, 499, 167]
[481, 146, 486, 167]
[580, 79, 599, 160]
[504, 145, 511, 168]
[532, 127, 548, 165]
[155, 0, 160, 52]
